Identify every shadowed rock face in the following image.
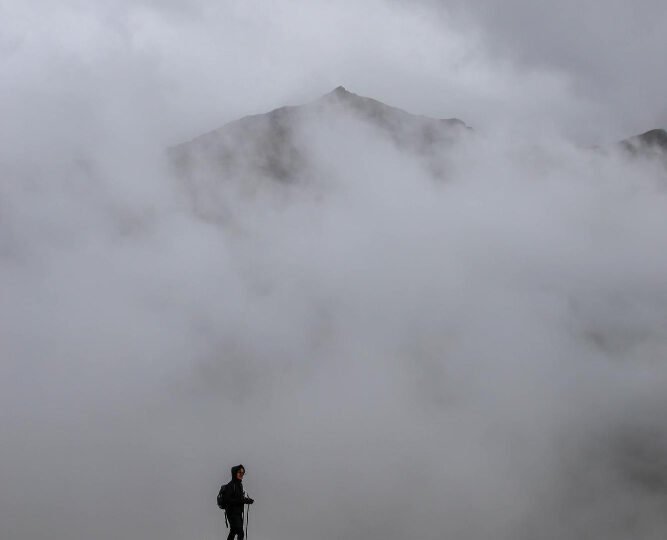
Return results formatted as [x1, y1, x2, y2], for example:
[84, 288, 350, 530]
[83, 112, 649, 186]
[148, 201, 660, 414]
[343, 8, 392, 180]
[168, 86, 470, 188]
[320, 86, 469, 151]
[170, 103, 307, 185]
[620, 128, 667, 158]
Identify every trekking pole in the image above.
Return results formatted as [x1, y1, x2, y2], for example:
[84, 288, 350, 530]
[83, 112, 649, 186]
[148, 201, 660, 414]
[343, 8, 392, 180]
[245, 503, 249, 540]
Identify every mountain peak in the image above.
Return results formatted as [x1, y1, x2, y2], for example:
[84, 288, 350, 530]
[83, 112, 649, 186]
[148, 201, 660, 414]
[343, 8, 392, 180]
[636, 128, 667, 148]
[318, 86, 465, 123]
[620, 128, 667, 156]
[169, 88, 471, 206]
[321, 85, 359, 102]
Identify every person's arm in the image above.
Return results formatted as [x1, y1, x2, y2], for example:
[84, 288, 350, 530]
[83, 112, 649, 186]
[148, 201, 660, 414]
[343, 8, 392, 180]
[225, 484, 253, 505]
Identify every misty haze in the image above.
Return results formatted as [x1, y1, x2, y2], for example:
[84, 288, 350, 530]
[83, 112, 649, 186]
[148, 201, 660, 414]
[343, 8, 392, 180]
[2, 2, 667, 540]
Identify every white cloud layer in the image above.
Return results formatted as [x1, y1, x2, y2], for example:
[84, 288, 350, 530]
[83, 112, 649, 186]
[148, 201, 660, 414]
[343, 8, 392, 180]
[2, 2, 667, 540]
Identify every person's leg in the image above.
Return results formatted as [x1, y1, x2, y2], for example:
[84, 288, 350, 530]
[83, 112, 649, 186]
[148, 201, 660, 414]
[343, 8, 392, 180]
[227, 513, 244, 540]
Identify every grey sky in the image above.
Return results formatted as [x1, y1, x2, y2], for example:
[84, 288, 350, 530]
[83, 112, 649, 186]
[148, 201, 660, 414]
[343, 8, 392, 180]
[2, 2, 667, 540]
[435, 0, 667, 138]
[4, 0, 665, 146]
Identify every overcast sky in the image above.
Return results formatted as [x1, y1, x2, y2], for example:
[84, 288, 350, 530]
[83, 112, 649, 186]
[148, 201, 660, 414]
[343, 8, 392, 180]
[2, 2, 667, 540]
[3, 0, 666, 147]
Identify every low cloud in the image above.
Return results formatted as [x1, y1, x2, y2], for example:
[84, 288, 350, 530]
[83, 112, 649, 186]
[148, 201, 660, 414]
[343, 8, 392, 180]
[2, 2, 667, 540]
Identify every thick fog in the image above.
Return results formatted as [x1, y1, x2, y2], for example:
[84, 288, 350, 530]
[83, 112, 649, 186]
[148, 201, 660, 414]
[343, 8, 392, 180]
[2, 2, 667, 540]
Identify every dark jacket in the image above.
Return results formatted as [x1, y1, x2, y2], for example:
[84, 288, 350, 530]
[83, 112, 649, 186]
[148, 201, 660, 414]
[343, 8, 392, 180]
[222, 465, 252, 516]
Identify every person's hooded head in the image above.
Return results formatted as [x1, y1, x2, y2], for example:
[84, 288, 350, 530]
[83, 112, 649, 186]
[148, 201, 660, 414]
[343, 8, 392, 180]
[231, 464, 245, 483]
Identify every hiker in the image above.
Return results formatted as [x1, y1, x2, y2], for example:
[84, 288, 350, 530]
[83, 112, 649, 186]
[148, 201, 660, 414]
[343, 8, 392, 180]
[219, 464, 254, 540]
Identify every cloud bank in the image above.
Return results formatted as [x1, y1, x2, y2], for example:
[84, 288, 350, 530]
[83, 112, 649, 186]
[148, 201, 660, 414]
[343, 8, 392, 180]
[2, 2, 667, 540]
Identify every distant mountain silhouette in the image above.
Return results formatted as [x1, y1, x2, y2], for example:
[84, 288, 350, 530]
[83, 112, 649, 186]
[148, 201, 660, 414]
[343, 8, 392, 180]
[620, 128, 667, 157]
[169, 86, 470, 185]
[168, 88, 665, 223]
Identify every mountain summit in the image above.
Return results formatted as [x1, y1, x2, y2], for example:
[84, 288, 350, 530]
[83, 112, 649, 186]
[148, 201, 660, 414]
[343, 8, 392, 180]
[620, 128, 667, 156]
[169, 87, 470, 187]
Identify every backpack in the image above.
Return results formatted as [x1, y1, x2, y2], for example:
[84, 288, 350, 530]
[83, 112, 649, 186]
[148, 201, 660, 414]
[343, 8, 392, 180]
[217, 484, 228, 510]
